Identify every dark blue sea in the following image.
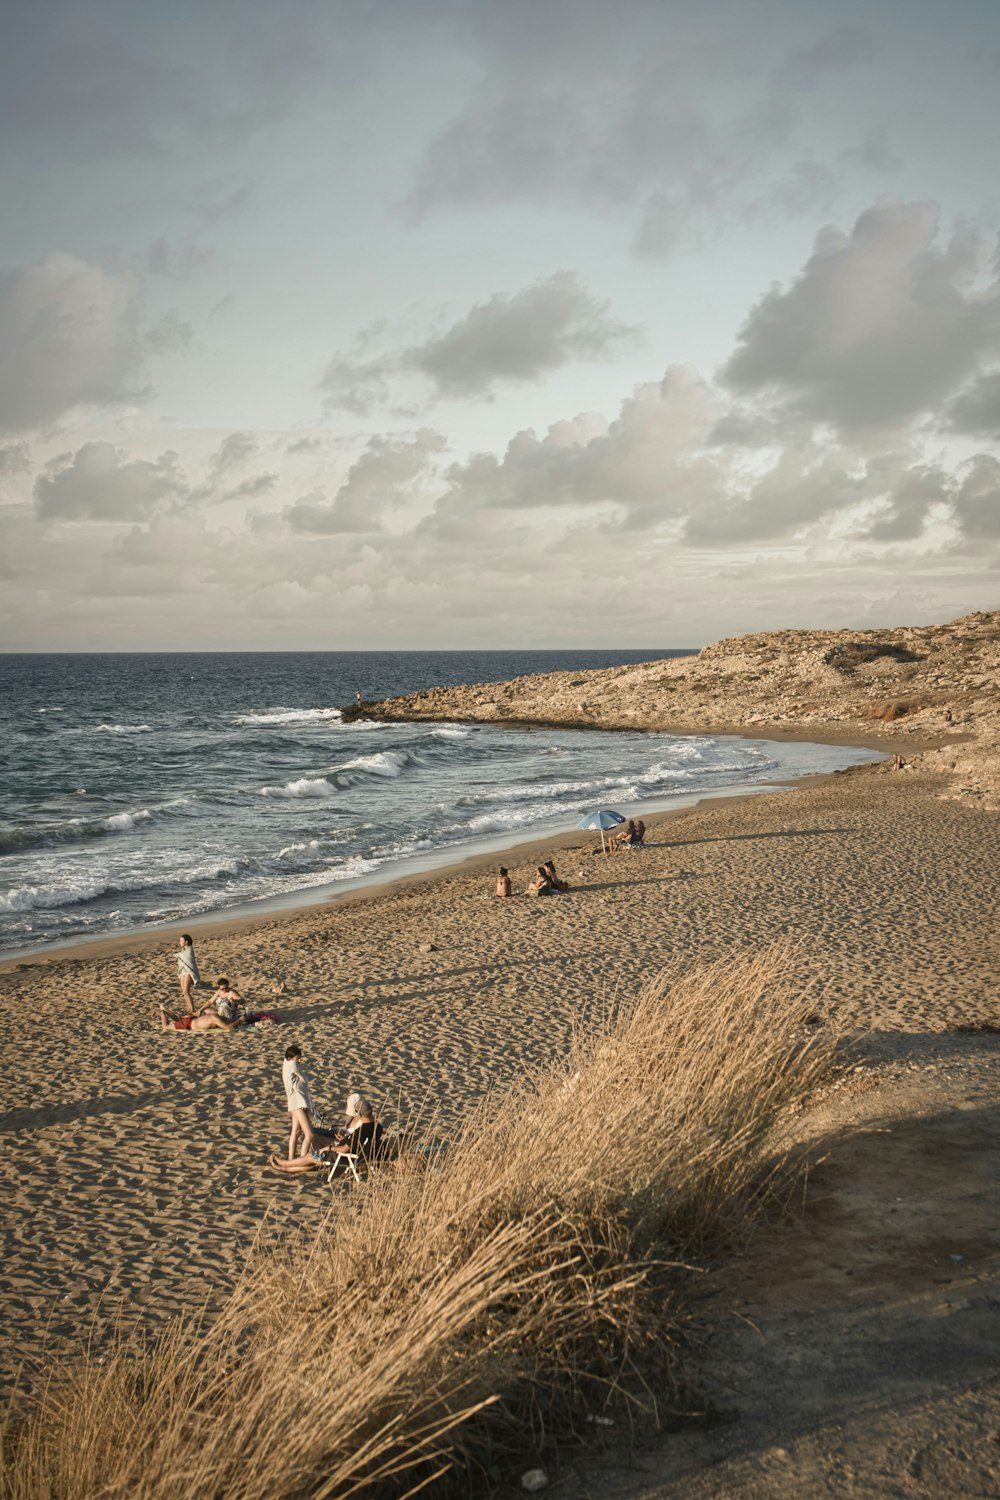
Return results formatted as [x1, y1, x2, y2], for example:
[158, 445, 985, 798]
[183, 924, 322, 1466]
[0, 650, 878, 954]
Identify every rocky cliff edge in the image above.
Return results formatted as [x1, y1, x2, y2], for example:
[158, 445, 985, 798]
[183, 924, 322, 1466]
[347, 610, 1000, 810]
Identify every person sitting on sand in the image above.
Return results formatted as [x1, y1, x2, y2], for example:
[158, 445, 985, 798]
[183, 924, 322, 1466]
[495, 866, 513, 897]
[634, 819, 646, 846]
[542, 859, 569, 891]
[269, 1098, 384, 1175]
[209, 977, 243, 1022]
[525, 864, 555, 896]
[157, 1003, 236, 1033]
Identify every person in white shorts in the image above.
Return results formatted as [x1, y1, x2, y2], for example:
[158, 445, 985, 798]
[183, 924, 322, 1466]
[282, 1044, 316, 1160]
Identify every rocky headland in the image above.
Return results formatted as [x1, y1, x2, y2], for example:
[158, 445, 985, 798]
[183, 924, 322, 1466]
[347, 609, 1000, 809]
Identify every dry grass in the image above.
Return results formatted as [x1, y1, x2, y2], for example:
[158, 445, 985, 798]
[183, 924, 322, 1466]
[1, 943, 836, 1500]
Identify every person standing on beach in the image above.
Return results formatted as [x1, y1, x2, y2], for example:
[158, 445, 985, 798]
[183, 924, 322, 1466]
[282, 1044, 316, 1160]
[176, 934, 200, 1014]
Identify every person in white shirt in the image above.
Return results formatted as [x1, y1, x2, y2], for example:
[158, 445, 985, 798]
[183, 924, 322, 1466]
[282, 1044, 316, 1160]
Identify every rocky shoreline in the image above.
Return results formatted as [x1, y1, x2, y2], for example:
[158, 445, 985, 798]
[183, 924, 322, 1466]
[346, 609, 1000, 809]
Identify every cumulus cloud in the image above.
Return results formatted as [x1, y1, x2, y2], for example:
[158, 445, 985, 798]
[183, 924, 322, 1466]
[863, 459, 951, 542]
[285, 428, 446, 534]
[720, 202, 1000, 430]
[320, 354, 394, 418]
[947, 370, 1000, 439]
[321, 274, 636, 413]
[432, 366, 723, 532]
[0, 441, 30, 479]
[0, 253, 143, 434]
[34, 441, 186, 521]
[209, 431, 259, 476]
[683, 445, 866, 544]
[407, 273, 638, 397]
[226, 471, 277, 498]
[952, 454, 1000, 538]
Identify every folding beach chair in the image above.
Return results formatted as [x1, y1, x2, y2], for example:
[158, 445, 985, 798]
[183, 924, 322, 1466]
[326, 1117, 386, 1185]
[327, 1150, 361, 1185]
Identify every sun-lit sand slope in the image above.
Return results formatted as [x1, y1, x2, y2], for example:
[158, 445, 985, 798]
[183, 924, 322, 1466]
[2, 764, 998, 1405]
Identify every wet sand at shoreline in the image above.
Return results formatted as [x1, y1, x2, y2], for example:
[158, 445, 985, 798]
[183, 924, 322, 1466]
[2, 759, 999, 1414]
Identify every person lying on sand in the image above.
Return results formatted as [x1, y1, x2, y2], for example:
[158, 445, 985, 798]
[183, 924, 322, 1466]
[157, 1003, 237, 1033]
[542, 859, 570, 891]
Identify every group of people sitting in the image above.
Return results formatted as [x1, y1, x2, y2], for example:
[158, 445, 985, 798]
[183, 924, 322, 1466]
[492, 821, 647, 897]
[495, 857, 571, 897]
[609, 818, 645, 851]
[158, 976, 278, 1032]
[161, 935, 284, 1032]
[275, 1044, 384, 1176]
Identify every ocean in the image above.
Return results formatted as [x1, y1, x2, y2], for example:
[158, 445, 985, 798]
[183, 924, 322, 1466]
[0, 650, 878, 955]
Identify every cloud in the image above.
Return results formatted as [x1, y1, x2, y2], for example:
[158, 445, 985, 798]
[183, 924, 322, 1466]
[952, 454, 1000, 538]
[407, 273, 638, 397]
[0, 253, 143, 434]
[285, 428, 446, 534]
[863, 459, 951, 542]
[403, 9, 880, 254]
[0, 441, 30, 479]
[34, 441, 186, 521]
[720, 201, 1000, 430]
[145, 233, 211, 280]
[0, 7, 334, 165]
[320, 354, 394, 418]
[432, 366, 722, 532]
[209, 431, 259, 476]
[284, 433, 329, 455]
[946, 370, 1000, 439]
[683, 443, 866, 544]
[143, 309, 195, 355]
[225, 471, 277, 498]
[322, 274, 637, 413]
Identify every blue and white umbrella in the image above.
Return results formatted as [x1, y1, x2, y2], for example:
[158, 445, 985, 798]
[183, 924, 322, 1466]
[578, 807, 625, 853]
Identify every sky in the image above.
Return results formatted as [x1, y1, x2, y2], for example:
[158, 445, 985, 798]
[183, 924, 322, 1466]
[1, 0, 998, 651]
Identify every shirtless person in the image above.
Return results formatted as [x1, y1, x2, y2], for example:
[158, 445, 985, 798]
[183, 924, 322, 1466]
[157, 1004, 236, 1033]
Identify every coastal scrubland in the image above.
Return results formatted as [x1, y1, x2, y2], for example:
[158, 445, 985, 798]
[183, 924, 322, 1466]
[2, 949, 834, 1498]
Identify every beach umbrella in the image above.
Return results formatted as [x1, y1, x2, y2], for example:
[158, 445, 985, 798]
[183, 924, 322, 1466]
[577, 807, 625, 853]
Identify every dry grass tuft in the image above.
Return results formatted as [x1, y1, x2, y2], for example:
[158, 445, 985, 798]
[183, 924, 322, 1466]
[1, 943, 835, 1499]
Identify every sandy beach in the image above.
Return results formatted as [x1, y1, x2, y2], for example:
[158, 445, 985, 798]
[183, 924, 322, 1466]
[3, 745, 1000, 1494]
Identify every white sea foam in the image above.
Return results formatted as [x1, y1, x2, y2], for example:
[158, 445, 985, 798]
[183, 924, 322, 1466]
[1, 880, 110, 913]
[338, 749, 409, 778]
[276, 839, 322, 859]
[430, 726, 470, 739]
[94, 723, 153, 734]
[235, 707, 343, 727]
[259, 776, 335, 799]
[104, 809, 153, 832]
